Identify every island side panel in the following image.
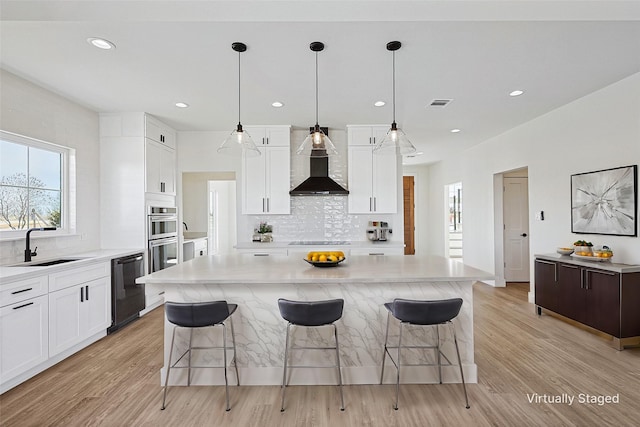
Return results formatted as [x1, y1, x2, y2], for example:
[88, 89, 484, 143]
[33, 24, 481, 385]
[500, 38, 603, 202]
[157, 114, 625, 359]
[154, 279, 476, 386]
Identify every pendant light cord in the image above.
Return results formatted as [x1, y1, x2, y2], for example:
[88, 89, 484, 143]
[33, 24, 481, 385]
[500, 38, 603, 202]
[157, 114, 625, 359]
[238, 50, 241, 126]
[392, 50, 396, 124]
[315, 51, 319, 126]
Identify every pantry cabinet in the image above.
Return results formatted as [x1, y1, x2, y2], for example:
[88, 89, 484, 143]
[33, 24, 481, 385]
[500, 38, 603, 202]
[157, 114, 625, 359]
[534, 256, 640, 349]
[347, 125, 398, 214]
[242, 125, 291, 215]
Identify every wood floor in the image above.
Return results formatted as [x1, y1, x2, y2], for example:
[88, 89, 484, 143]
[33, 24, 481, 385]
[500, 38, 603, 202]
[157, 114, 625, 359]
[1, 282, 639, 426]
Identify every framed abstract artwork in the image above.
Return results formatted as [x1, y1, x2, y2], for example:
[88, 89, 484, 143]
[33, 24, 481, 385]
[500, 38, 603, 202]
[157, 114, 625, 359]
[571, 165, 637, 236]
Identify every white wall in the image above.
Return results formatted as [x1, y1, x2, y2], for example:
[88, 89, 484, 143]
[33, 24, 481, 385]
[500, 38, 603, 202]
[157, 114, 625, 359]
[0, 69, 101, 264]
[426, 72, 640, 288]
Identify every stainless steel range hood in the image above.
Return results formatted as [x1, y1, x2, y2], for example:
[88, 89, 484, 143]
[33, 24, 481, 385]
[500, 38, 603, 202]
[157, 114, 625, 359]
[290, 127, 349, 196]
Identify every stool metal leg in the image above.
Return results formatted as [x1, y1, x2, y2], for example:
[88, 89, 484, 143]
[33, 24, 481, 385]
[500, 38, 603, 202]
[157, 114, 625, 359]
[380, 310, 391, 384]
[187, 328, 193, 386]
[222, 324, 230, 411]
[161, 326, 178, 410]
[229, 314, 240, 386]
[451, 323, 470, 409]
[436, 324, 442, 384]
[280, 323, 291, 412]
[333, 324, 345, 411]
[394, 322, 403, 410]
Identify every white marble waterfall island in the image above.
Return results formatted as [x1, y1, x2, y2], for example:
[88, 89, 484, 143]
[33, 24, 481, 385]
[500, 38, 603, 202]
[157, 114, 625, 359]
[137, 254, 492, 386]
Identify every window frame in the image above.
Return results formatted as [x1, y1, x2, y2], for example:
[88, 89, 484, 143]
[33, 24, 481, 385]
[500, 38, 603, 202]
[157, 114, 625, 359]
[0, 130, 75, 239]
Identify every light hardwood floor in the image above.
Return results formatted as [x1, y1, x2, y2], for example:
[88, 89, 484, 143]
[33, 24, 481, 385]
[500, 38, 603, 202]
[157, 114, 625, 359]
[1, 282, 639, 426]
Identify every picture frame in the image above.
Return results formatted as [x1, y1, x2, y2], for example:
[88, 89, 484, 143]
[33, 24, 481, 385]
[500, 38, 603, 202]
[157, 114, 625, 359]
[571, 165, 637, 236]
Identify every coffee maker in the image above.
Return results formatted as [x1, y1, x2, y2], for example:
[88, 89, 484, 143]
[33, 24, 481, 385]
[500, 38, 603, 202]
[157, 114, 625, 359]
[366, 221, 392, 241]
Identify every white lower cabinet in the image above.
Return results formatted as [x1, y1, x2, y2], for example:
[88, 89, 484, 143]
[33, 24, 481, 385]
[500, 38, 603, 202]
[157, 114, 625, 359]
[49, 277, 111, 356]
[0, 295, 49, 384]
[49, 277, 110, 357]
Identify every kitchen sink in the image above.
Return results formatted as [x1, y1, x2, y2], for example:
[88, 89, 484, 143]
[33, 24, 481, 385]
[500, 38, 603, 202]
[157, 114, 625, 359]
[29, 258, 84, 266]
[6, 258, 86, 267]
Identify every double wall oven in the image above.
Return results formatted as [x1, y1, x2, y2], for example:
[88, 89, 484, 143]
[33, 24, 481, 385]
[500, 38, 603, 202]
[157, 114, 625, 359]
[148, 206, 178, 273]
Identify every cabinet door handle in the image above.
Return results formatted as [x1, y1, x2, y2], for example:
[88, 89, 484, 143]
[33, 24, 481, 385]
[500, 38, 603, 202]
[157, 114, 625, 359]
[80, 287, 84, 302]
[374, 197, 377, 211]
[86, 285, 89, 300]
[11, 287, 33, 295]
[262, 198, 265, 212]
[254, 253, 269, 256]
[12, 302, 34, 310]
[585, 268, 616, 276]
[266, 137, 269, 145]
[267, 198, 270, 212]
[369, 197, 372, 211]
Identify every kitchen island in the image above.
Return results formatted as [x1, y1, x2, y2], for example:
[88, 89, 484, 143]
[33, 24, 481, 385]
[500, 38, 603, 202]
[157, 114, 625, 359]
[138, 254, 492, 386]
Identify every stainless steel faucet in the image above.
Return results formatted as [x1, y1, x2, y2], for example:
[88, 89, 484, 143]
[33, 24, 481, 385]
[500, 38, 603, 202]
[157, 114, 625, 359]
[24, 227, 56, 262]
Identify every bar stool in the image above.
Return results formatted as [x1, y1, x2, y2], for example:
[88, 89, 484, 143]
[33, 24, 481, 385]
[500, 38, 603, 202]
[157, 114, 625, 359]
[380, 297, 469, 410]
[277, 298, 345, 412]
[161, 301, 239, 412]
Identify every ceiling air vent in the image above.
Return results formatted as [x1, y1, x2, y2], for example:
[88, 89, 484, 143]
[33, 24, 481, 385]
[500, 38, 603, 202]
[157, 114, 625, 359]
[429, 99, 452, 107]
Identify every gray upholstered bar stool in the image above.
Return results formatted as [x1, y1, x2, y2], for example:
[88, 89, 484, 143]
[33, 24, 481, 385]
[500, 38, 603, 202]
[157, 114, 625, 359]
[161, 301, 239, 412]
[380, 297, 470, 410]
[277, 298, 345, 412]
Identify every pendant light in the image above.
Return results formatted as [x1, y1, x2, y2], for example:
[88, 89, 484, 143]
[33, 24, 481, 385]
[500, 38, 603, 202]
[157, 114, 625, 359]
[296, 41, 338, 157]
[373, 41, 417, 156]
[218, 42, 260, 157]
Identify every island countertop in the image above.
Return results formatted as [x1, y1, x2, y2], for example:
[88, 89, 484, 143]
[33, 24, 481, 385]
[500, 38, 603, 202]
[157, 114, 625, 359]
[137, 253, 493, 285]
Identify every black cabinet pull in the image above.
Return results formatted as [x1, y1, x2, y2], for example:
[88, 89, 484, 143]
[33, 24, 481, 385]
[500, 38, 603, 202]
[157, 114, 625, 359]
[11, 287, 33, 295]
[13, 302, 34, 310]
[86, 285, 89, 300]
[80, 287, 84, 302]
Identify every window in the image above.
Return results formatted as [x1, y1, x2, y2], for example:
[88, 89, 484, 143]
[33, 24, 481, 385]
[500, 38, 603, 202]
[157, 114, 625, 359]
[0, 131, 72, 235]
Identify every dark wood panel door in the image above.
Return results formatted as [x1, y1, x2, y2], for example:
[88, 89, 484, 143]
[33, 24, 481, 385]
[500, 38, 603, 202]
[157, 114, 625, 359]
[584, 268, 620, 337]
[557, 263, 585, 323]
[534, 260, 558, 313]
[403, 176, 415, 255]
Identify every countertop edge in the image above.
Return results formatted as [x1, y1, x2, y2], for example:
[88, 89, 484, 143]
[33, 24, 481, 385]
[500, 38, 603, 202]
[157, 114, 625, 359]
[535, 253, 640, 273]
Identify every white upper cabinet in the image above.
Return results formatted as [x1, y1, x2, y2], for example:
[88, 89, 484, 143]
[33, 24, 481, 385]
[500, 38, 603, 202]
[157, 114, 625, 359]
[145, 139, 176, 195]
[244, 126, 290, 147]
[242, 126, 291, 215]
[347, 125, 398, 214]
[145, 115, 176, 149]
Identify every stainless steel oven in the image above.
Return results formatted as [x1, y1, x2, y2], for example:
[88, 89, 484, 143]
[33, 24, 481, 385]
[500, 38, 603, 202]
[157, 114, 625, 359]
[148, 206, 178, 240]
[148, 236, 178, 273]
[147, 206, 178, 273]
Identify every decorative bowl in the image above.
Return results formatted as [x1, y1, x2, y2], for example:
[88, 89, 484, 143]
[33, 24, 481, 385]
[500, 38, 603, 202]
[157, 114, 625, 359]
[574, 245, 593, 256]
[557, 247, 574, 255]
[304, 258, 346, 268]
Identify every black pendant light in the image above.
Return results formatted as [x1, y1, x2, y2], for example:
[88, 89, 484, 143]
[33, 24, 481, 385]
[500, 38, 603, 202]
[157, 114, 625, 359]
[296, 41, 338, 157]
[373, 41, 416, 156]
[218, 42, 260, 157]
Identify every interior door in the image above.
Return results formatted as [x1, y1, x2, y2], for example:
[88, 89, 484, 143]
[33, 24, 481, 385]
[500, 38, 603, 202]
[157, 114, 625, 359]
[504, 177, 530, 282]
[403, 176, 415, 255]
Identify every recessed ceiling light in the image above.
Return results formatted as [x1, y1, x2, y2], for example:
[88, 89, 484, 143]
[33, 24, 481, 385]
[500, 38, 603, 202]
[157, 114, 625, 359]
[374, 101, 386, 107]
[451, 129, 461, 133]
[509, 90, 524, 97]
[87, 37, 115, 50]
[175, 102, 189, 108]
[271, 101, 284, 108]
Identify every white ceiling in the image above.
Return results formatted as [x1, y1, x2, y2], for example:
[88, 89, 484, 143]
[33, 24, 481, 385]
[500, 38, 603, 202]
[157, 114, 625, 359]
[1, 1, 640, 165]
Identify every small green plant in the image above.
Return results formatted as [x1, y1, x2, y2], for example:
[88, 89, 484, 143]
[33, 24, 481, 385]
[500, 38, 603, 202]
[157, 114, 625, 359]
[256, 222, 272, 234]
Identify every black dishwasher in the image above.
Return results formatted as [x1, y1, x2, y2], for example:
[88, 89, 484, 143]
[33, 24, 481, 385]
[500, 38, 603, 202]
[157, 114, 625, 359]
[107, 253, 145, 334]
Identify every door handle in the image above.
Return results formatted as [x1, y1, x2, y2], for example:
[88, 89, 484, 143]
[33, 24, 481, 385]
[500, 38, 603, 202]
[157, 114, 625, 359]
[521, 233, 528, 237]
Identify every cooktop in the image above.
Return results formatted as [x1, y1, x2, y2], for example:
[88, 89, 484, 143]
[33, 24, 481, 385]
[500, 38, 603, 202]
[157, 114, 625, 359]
[288, 241, 350, 245]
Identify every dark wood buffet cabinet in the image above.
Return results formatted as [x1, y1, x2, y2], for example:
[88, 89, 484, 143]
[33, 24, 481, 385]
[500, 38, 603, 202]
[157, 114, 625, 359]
[534, 255, 640, 350]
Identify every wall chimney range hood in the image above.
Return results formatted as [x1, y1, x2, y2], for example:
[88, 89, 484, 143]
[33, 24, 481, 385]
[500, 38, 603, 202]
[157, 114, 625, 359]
[289, 127, 349, 196]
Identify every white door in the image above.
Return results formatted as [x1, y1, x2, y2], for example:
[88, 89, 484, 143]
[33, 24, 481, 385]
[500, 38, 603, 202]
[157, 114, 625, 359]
[49, 285, 83, 356]
[348, 146, 374, 213]
[504, 177, 530, 282]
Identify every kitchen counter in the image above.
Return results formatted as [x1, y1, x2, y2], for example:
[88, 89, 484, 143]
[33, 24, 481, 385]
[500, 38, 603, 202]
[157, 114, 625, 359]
[235, 240, 405, 250]
[139, 254, 492, 387]
[0, 248, 145, 284]
[535, 253, 640, 273]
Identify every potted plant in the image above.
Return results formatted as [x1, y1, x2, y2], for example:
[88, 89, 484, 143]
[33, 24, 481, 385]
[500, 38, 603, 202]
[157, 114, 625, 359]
[255, 222, 273, 242]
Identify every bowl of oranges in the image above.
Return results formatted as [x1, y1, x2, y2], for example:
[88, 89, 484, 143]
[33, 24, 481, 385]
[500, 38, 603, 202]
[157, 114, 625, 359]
[304, 251, 346, 267]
